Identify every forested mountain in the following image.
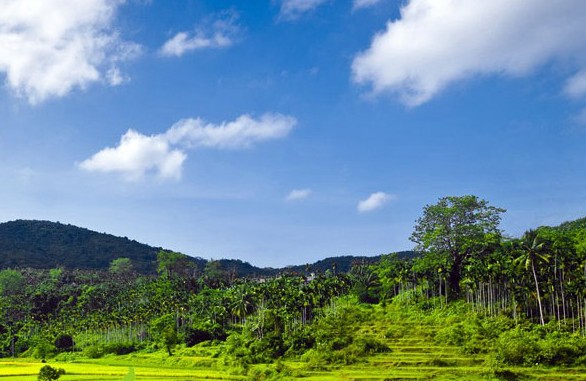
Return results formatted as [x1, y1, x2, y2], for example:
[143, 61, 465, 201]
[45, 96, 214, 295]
[0, 220, 167, 273]
[0, 220, 406, 276]
[282, 252, 417, 274]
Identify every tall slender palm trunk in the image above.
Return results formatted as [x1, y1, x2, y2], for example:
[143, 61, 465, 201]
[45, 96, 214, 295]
[531, 260, 545, 326]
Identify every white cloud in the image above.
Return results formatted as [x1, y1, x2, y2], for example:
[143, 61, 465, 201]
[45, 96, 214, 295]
[165, 113, 296, 149]
[286, 188, 312, 201]
[78, 130, 187, 181]
[279, 0, 327, 20]
[357, 192, 395, 213]
[160, 12, 239, 57]
[79, 113, 297, 181]
[565, 70, 586, 99]
[0, 0, 140, 104]
[352, 0, 586, 106]
[106, 67, 128, 86]
[353, 0, 382, 10]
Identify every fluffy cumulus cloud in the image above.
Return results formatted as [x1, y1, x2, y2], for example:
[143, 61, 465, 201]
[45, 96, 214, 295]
[352, 0, 586, 106]
[286, 188, 312, 201]
[0, 0, 140, 104]
[78, 113, 297, 181]
[160, 12, 240, 57]
[357, 192, 395, 213]
[278, 0, 327, 20]
[78, 130, 186, 181]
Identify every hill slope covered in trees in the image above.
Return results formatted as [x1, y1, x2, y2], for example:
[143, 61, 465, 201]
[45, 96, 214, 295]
[0, 219, 412, 276]
[0, 220, 165, 273]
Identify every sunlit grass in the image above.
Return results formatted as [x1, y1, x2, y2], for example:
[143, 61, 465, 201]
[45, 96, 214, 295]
[0, 356, 243, 381]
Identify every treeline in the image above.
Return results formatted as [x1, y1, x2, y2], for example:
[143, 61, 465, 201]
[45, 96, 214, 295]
[0, 251, 353, 361]
[0, 219, 404, 278]
[0, 195, 585, 369]
[364, 196, 586, 335]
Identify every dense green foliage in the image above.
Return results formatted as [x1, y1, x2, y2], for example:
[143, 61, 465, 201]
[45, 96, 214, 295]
[37, 365, 65, 381]
[1, 196, 586, 380]
[0, 220, 163, 273]
[0, 220, 404, 278]
[411, 195, 505, 299]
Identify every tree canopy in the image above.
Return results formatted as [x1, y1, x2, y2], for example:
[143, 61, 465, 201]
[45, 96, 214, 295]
[410, 195, 505, 299]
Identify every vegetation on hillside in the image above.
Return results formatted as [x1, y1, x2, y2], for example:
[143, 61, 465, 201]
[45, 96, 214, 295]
[1, 195, 586, 380]
[0, 220, 407, 278]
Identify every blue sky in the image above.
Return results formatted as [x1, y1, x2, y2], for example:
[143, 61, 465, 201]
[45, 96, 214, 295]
[1, 0, 586, 267]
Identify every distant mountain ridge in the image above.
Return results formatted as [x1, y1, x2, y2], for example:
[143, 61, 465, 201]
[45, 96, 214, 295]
[0, 219, 414, 276]
[0, 220, 163, 273]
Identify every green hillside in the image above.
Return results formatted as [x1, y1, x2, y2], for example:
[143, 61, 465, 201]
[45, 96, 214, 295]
[0, 220, 165, 273]
[0, 220, 398, 276]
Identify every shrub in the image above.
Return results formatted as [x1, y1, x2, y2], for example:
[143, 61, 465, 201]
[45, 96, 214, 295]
[537, 333, 586, 366]
[435, 315, 516, 355]
[494, 328, 540, 366]
[32, 341, 56, 359]
[283, 325, 315, 356]
[107, 342, 137, 355]
[54, 335, 74, 352]
[350, 336, 390, 355]
[184, 327, 213, 346]
[184, 322, 226, 346]
[38, 365, 65, 381]
[83, 344, 105, 359]
[493, 325, 586, 366]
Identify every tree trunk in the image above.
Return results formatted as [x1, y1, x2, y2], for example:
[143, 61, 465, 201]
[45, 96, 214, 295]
[531, 260, 545, 326]
[448, 258, 462, 301]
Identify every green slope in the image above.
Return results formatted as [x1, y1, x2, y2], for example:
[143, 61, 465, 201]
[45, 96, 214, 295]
[0, 220, 165, 273]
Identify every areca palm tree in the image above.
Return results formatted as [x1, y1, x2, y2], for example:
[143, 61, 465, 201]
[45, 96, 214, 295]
[514, 230, 550, 325]
[227, 284, 255, 324]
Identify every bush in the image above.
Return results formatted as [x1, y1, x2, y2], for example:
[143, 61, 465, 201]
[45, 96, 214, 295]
[494, 328, 540, 366]
[83, 344, 105, 359]
[538, 333, 586, 366]
[283, 325, 315, 356]
[38, 365, 65, 381]
[32, 341, 56, 359]
[224, 331, 286, 365]
[184, 322, 226, 347]
[108, 342, 137, 355]
[350, 336, 390, 355]
[54, 335, 74, 352]
[493, 326, 586, 366]
[435, 315, 516, 355]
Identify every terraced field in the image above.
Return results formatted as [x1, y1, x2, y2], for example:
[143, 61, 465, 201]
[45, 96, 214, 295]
[287, 304, 586, 381]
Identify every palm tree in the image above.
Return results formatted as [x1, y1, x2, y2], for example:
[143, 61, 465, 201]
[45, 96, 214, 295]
[514, 230, 550, 325]
[228, 284, 255, 324]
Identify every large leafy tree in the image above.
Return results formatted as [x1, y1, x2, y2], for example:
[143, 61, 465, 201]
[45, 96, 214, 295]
[410, 195, 505, 300]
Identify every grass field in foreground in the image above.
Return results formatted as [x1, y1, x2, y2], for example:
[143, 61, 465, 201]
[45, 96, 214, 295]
[2, 356, 586, 381]
[0, 357, 244, 381]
